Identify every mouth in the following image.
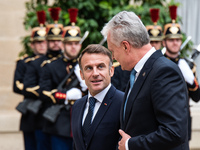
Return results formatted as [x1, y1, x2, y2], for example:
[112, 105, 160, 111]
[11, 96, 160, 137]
[91, 80, 102, 84]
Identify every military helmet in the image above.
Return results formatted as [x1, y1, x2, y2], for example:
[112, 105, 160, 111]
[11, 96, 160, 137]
[30, 10, 46, 42]
[163, 5, 183, 39]
[62, 8, 81, 42]
[146, 8, 163, 42]
[46, 7, 63, 41]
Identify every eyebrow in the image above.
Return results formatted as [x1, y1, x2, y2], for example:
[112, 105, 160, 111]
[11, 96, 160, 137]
[84, 62, 106, 69]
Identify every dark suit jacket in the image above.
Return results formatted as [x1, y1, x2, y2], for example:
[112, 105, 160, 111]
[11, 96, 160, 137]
[121, 50, 189, 150]
[72, 85, 124, 150]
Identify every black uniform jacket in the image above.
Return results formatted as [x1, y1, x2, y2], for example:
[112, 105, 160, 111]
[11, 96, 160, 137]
[21, 50, 62, 131]
[39, 56, 83, 137]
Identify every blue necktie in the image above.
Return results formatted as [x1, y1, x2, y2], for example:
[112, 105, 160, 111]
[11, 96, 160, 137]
[130, 69, 137, 89]
[82, 97, 96, 138]
[123, 69, 136, 120]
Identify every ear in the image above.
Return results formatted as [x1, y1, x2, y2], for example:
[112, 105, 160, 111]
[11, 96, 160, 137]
[121, 41, 130, 54]
[109, 66, 114, 77]
[80, 69, 84, 80]
[162, 40, 166, 47]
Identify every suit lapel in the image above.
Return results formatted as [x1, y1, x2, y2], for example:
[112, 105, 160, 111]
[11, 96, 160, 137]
[77, 96, 88, 149]
[85, 85, 116, 148]
[124, 50, 163, 128]
[120, 81, 130, 129]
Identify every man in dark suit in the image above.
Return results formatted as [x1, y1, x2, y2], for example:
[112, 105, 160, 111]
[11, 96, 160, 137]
[71, 44, 124, 150]
[101, 11, 189, 150]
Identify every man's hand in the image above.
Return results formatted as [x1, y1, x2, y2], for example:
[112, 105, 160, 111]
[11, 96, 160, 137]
[118, 129, 131, 150]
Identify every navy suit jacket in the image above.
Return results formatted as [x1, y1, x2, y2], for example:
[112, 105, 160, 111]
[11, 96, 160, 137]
[121, 50, 189, 150]
[72, 85, 124, 150]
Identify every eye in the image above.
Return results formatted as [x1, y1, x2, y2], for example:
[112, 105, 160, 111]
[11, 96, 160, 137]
[98, 64, 105, 69]
[85, 66, 92, 71]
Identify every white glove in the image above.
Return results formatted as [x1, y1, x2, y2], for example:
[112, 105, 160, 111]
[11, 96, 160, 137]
[74, 64, 88, 91]
[65, 88, 82, 104]
[178, 59, 194, 85]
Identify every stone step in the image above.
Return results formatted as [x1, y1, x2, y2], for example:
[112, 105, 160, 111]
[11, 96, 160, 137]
[0, 110, 24, 150]
[0, 132, 24, 150]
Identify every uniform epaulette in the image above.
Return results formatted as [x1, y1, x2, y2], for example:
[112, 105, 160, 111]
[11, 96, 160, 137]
[16, 54, 29, 62]
[41, 57, 59, 67]
[25, 55, 40, 63]
[113, 61, 120, 68]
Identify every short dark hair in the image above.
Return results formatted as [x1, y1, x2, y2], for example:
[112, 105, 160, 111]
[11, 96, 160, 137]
[78, 44, 113, 70]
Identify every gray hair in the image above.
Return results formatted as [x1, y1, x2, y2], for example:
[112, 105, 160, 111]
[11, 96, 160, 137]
[101, 11, 150, 48]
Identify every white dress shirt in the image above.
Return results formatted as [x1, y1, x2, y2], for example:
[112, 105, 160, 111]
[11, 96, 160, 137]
[82, 83, 111, 125]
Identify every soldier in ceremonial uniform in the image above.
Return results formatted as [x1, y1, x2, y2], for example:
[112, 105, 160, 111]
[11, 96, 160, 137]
[13, 10, 47, 150]
[162, 5, 200, 141]
[22, 8, 63, 150]
[146, 8, 163, 50]
[39, 8, 87, 150]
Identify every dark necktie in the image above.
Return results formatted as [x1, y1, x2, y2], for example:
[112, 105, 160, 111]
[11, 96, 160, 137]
[123, 69, 137, 120]
[82, 97, 96, 138]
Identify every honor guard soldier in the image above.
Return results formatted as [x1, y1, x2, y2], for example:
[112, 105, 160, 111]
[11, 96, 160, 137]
[22, 8, 63, 150]
[146, 8, 163, 50]
[14, 10, 47, 150]
[163, 5, 200, 141]
[39, 8, 87, 150]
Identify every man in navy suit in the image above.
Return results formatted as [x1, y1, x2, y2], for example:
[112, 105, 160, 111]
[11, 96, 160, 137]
[101, 11, 189, 150]
[71, 44, 124, 150]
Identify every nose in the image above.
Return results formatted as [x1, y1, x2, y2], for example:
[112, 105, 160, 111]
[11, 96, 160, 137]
[92, 67, 99, 77]
[72, 43, 77, 48]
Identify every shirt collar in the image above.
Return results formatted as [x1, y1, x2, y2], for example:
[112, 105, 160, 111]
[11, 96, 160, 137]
[88, 83, 111, 103]
[134, 47, 156, 73]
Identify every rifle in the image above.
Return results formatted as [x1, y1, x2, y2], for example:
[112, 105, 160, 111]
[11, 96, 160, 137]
[79, 31, 89, 44]
[43, 66, 78, 123]
[192, 43, 200, 60]
[57, 66, 76, 91]
[180, 36, 192, 50]
[16, 98, 34, 115]
[99, 36, 107, 45]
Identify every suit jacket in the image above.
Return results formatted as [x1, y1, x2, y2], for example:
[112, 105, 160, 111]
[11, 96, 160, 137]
[121, 50, 189, 150]
[72, 85, 124, 150]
